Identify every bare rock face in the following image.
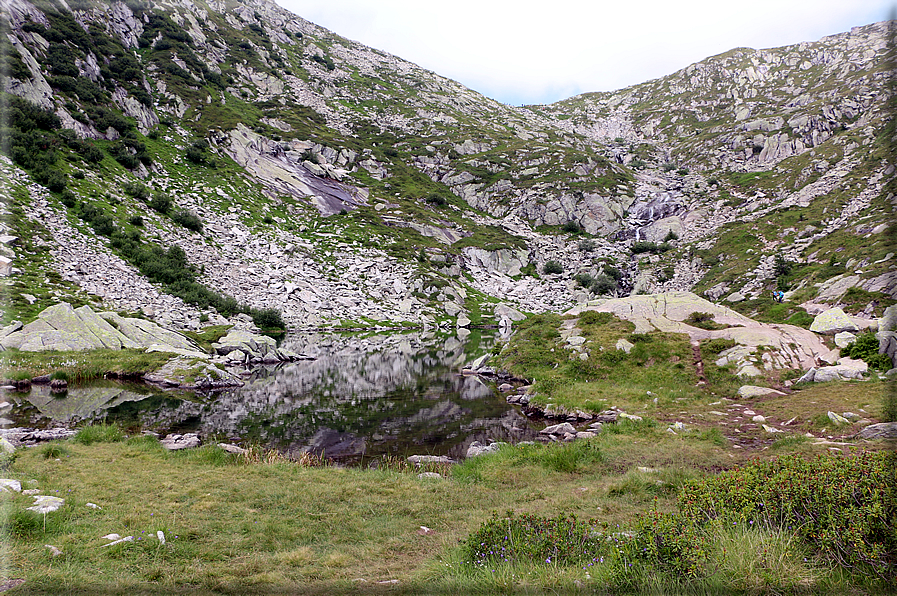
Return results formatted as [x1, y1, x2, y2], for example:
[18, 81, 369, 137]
[567, 292, 837, 374]
[0, 303, 202, 354]
[854, 422, 897, 440]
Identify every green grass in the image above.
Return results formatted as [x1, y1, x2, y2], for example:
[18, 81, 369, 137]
[0, 348, 173, 383]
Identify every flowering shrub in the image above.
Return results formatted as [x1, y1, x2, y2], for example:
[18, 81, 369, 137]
[462, 452, 896, 584]
[462, 512, 607, 568]
[679, 451, 896, 576]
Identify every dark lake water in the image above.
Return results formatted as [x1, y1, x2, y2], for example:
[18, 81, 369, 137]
[1, 330, 545, 464]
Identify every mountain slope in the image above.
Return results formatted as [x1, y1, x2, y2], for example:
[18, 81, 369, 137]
[0, 0, 893, 332]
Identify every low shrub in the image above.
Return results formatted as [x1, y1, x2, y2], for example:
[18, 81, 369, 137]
[573, 272, 594, 288]
[148, 192, 173, 214]
[562, 220, 583, 234]
[578, 310, 614, 326]
[685, 311, 723, 330]
[631, 241, 671, 254]
[251, 307, 285, 331]
[841, 330, 892, 370]
[463, 511, 606, 568]
[679, 451, 896, 575]
[591, 274, 617, 295]
[542, 260, 563, 275]
[171, 208, 203, 233]
[702, 338, 737, 354]
[39, 443, 70, 459]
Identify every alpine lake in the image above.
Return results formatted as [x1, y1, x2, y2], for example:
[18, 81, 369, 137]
[2, 329, 547, 464]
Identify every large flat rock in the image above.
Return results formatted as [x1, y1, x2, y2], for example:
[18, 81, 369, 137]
[0, 303, 203, 355]
[567, 292, 836, 372]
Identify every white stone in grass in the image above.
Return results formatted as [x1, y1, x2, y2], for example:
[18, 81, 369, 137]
[86, 502, 101, 509]
[616, 338, 634, 353]
[157, 531, 165, 544]
[418, 472, 442, 480]
[0, 479, 21, 493]
[540, 423, 576, 435]
[827, 411, 850, 425]
[762, 424, 783, 433]
[101, 536, 134, 547]
[102, 534, 122, 541]
[45, 545, 62, 557]
[22, 489, 41, 496]
[0, 438, 15, 454]
[737, 385, 785, 398]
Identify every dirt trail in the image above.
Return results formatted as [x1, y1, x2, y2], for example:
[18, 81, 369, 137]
[691, 341, 707, 385]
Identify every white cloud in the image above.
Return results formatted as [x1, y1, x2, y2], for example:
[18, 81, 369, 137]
[275, 0, 895, 105]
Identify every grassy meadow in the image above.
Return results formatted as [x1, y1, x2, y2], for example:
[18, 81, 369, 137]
[1, 309, 894, 594]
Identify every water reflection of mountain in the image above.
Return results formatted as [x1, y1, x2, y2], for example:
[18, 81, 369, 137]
[6, 383, 184, 428]
[135, 331, 541, 462]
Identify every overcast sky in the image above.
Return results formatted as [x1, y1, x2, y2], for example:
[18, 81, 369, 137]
[274, 0, 894, 106]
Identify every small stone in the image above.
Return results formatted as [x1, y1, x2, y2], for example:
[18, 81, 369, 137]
[417, 472, 441, 480]
[752, 415, 766, 423]
[615, 338, 634, 353]
[160, 433, 201, 450]
[762, 424, 783, 433]
[217, 443, 247, 455]
[827, 411, 850, 425]
[407, 455, 454, 465]
[45, 545, 62, 557]
[0, 479, 22, 493]
[738, 385, 785, 398]
[157, 530, 165, 544]
[540, 422, 577, 435]
[86, 502, 101, 509]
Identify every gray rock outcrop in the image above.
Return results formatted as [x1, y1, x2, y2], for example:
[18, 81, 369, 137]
[810, 308, 859, 335]
[0, 303, 202, 354]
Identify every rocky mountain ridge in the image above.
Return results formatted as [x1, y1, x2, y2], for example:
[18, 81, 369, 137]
[0, 0, 894, 334]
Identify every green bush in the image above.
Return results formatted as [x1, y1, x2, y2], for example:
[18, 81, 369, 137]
[702, 338, 737, 354]
[171, 208, 203, 233]
[591, 274, 617, 295]
[577, 239, 596, 252]
[463, 511, 606, 568]
[123, 181, 150, 201]
[149, 192, 173, 214]
[573, 272, 594, 288]
[685, 311, 723, 330]
[841, 330, 893, 370]
[631, 241, 671, 254]
[578, 310, 614, 326]
[542, 260, 563, 275]
[679, 452, 896, 575]
[39, 443, 70, 459]
[251, 307, 285, 331]
[562, 220, 583, 234]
